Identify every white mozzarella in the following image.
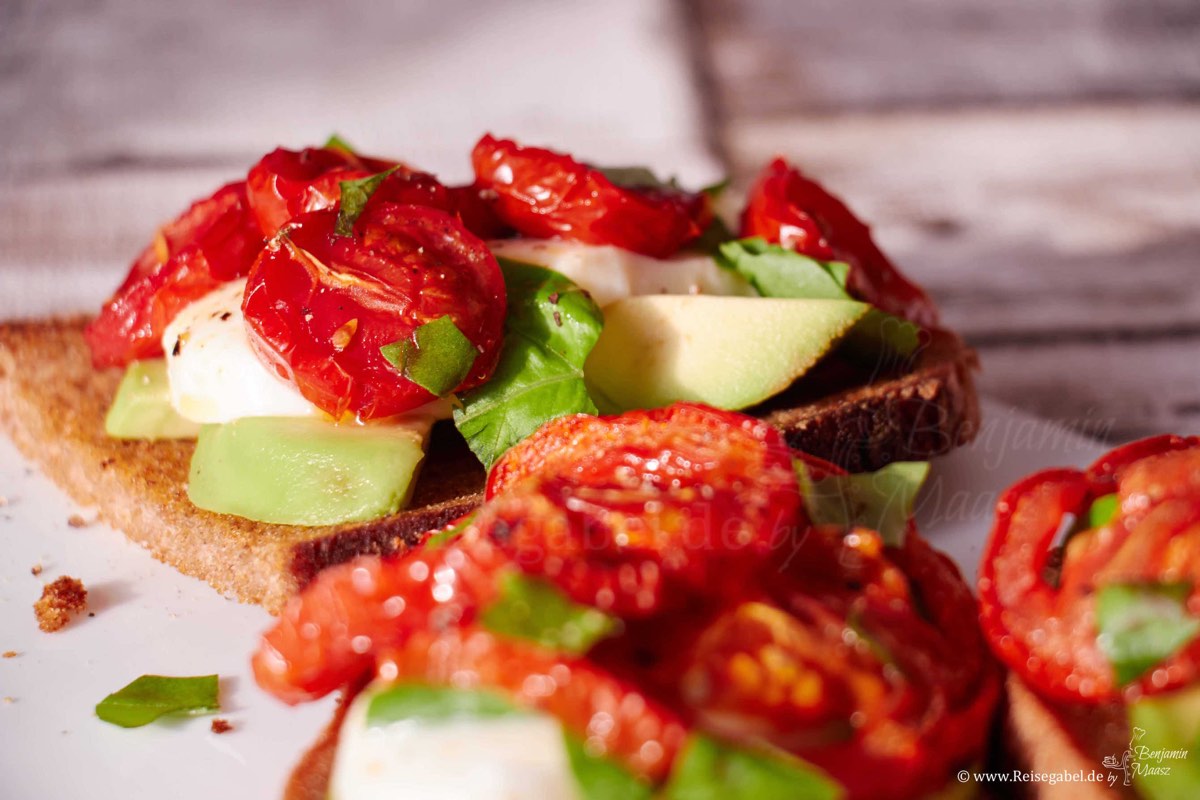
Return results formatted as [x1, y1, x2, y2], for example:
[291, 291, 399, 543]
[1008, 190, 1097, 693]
[162, 279, 319, 424]
[330, 691, 581, 800]
[488, 239, 755, 307]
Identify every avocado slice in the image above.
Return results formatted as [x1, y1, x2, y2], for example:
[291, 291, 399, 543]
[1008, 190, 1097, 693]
[583, 295, 868, 412]
[187, 416, 426, 526]
[1129, 684, 1200, 799]
[104, 359, 202, 440]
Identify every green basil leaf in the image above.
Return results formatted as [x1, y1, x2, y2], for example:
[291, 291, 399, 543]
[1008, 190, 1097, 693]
[95, 674, 219, 728]
[662, 735, 842, 800]
[424, 512, 476, 549]
[323, 133, 355, 154]
[366, 683, 520, 727]
[717, 237, 920, 358]
[700, 177, 731, 199]
[596, 165, 680, 191]
[1097, 581, 1200, 686]
[335, 166, 399, 236]
[1088, 493, 1120, 529]
[481, 572, 618, 654]
[689, 215, 736, 255]
[564, 732, 654, 800]
[380, 315, 478, 397]
[795, 461, 930, 547]
[717, 238, 849, 301]
[454, 259, 603, 469]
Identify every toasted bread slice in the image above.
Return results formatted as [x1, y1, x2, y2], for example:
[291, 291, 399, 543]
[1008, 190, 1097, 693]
[0, 317, 979, 612]
[1002, 675, 1131, 799]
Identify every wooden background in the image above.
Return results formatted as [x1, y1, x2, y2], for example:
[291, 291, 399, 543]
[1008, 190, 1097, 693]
[1, 0, 1197, 441]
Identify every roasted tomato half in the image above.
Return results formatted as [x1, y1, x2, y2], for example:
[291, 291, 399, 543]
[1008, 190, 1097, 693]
[241, 201, 506, 420]
[84, 181, 262, 367]
[979, 435, 1200, 703]
[484, 404, 803, 615]
[471, 134, 711, 257]
[741, 157, 939, 327]
[246, 146, 390, 237]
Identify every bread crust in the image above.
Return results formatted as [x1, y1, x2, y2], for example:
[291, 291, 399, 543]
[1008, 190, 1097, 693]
[1002, 675, 1134, 799]
[0, 317, 978, 612]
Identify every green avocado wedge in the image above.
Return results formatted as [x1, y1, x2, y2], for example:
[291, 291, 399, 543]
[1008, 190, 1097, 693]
[583, 295, 868, 412]
[1129, 684, 1200, 799]
[104, 359, 201, 440]
[187, 416, 425, 525]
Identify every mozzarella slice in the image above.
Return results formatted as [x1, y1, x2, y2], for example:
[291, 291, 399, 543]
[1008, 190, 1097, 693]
[488, 239, 755, 307]
[330, 690, 581, 800]
[162, 279, 319, 424]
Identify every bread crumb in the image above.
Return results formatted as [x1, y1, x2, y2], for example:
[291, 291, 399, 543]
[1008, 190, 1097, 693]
[3, 697, 14, 704]
[2, 651, 17, 658]
[0, 496, 8, 507]
[67, 514, 89, 528]
[210, 718, 233, 734]
[30, 564, 42, 576]
[34, 576, 88, 632]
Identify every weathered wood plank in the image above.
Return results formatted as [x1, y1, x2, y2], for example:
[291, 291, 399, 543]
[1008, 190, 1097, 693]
[696, 0, 1200, 116]
[723, 104, 1200, 338]
[976, 336, 1200, 441]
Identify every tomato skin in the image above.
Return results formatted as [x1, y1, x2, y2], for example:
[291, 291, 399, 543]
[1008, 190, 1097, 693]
[979, 437, 1200, 704]
[482, 404, 803, 615]
[741, 158, 939, 327]
[246, 147, 384, 237]
[241, 203, 506, 420]
[471, 134, 711, 258]
[84, 181, 262, 367]
[253, 529, 509, 705]
[377, 627, 687, 783]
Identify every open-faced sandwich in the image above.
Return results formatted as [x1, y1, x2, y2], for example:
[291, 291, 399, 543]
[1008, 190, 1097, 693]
[0, 136, 979, 610]
[979, 435, 1200, 798]
[254, 403, 1001, 799]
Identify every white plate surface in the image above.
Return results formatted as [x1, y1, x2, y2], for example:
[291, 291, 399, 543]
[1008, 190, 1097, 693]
[0, 397, 1107, 799]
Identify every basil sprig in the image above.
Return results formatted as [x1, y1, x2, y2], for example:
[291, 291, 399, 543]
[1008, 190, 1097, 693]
[1097, 581, 1200, 686]
[95, 674, 220, 728]
[454, 259, 603, 469]
[795, 460, 930, 546]
[481, 572, 618, 654]
[380, 315, 478, 397]
[717, 237, 920, 358]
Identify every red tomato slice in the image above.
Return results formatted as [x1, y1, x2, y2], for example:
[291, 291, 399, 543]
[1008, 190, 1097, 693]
[241, 202, 506, 420]
[377, 626, 688, 783]
[741, 158, 939, 327]
[482, 404, 803, 615]
[246, 147, 389, 237]
[979, 437, 1200, 703]
[253, 528, 509, 705]
[471, 134, 711, 258]
[84, 181, 262, 367]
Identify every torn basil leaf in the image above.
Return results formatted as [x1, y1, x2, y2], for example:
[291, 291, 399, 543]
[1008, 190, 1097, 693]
[335, 166, 399, 236]
[662, 735, 842, 800]
[1097, 581, 1200, 686]
[597, 165, 680, 191]
[481, 572, 618, 654]
[454, 259, 602, 469]
[366, 683, 520, 727]
[380, 315, 477, 397]
[564, 732, 654, 800]
[716, 237, 920, 358]
[795, 461, 930, 547]
[323, 133, 355, 154]
[95, 674, 219, 728]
